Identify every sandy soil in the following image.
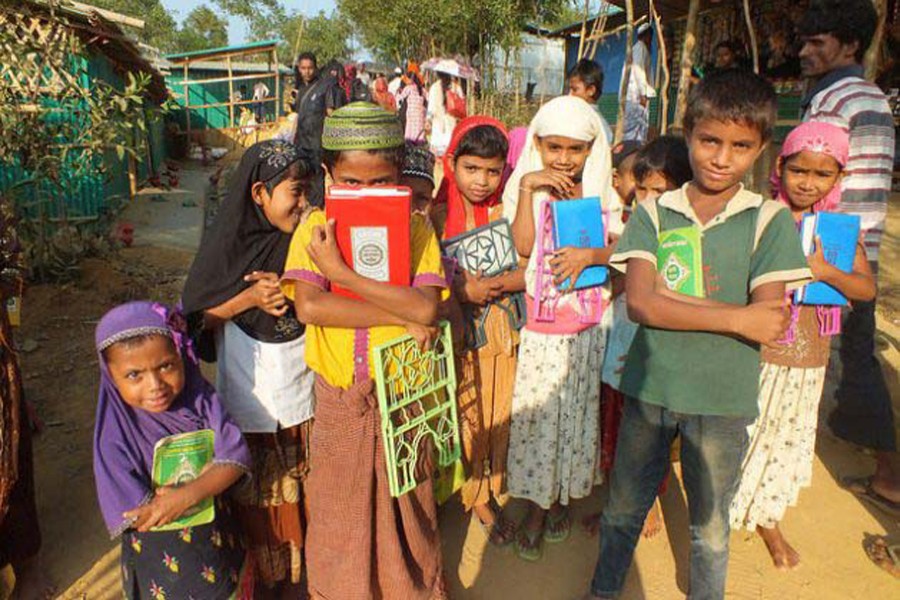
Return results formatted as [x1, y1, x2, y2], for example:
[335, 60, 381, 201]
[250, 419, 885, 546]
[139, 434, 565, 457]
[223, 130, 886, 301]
[12, 167, 900, 599]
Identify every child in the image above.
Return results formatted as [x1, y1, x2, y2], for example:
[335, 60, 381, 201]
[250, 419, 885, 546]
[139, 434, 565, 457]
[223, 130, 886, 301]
[730, 122, 875, 569]
[280, 102, 447, 599]
[610, 141, 642, 210]
[503, 95, 622, 561]
[400, 142, 437, 216]
[568, 58, 614, 144]
[93, 301, 252, 599]
[632, 135, 693, 203]
[181, 140, 315, 597]
[587, 70, 812, 600]
[434, 116, 526, 545]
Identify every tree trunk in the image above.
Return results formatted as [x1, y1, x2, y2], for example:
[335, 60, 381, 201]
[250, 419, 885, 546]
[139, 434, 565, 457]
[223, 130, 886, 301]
[614, 0, 635, 144]
[650, 0, 671, 133]
[864, 0, 888, 80]
[742, 0, 759, 74]
[673, 0, 700, 131]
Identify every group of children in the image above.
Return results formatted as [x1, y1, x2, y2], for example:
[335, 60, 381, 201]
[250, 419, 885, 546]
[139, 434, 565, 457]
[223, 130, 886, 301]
[91, 67, 875, 599]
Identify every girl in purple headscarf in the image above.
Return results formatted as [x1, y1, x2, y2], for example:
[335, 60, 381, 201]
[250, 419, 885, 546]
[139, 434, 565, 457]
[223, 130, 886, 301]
[93, 301, 253, 599]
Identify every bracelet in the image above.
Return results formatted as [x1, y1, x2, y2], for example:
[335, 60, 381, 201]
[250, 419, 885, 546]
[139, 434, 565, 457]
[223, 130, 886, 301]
[519, 186, 533, 194]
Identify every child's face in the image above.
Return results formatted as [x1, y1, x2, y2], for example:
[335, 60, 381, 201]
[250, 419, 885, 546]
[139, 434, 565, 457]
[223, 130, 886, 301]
[253, 175, 308, 233]
[685, 118, 765, 195]
[400, 175, 435, 215]
[105, 335, 185, 414]
[613, 155, 637, 206]
[328, 151, 400, 186]
[453, 154, 505, 205]
[635, 170, 674, 203]
[568, 77, 597, 103]
[535, 135, 592, 180]
[777, 150, 842, 211]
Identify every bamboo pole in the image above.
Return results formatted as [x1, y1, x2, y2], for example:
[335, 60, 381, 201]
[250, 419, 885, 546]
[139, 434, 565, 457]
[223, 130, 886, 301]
[614, 0, 635, 144]
[673, 0, 700, 131]
[183, 62, 191, 141]
[742, 0, 759, 74]
[864, 0, 888, 80]
[577, 0, 590, 60]
[273, 47, 281, 119]
[650, 0, 671, 133]
[227, 56, 235, 129]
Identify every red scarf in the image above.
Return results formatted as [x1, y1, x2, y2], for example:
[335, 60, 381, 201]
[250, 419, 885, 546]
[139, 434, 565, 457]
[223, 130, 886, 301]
[435, 116, 509, 239]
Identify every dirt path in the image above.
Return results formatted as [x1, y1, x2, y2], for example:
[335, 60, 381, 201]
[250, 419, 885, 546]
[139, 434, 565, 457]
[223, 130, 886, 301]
[16, 175, 900, 599]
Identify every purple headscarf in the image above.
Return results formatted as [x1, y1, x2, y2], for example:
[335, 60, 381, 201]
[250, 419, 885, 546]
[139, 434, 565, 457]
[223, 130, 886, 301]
[92, 301, 251, 537]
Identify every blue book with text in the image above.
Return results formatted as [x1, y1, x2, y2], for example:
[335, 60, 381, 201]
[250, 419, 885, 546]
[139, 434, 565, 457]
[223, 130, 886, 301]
[551, 197, 607, 290]
[795, 212, 860, 306]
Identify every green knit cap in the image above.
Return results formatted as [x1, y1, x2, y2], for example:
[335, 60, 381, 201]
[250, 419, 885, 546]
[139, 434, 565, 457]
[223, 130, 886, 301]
[322, 102, 404, 151]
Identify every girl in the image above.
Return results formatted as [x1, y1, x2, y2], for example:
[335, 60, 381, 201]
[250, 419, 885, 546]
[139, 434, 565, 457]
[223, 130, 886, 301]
[503, 95, 622, 561]
[93, 301, 253, 599]
[730, 122, 876, 569]
[427, 72, 463, 157]
[181, 140, 316, 597]
[372, 74, 397, 113]
[434, 116, 525, 545]
[397, 67, 428, 145]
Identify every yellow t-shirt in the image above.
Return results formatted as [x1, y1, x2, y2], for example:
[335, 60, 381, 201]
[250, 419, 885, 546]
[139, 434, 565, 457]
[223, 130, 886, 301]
[282, 209, 448, 389]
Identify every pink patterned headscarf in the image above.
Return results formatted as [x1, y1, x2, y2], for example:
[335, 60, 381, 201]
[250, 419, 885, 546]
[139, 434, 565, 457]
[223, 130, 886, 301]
[771, 121, 849, 212]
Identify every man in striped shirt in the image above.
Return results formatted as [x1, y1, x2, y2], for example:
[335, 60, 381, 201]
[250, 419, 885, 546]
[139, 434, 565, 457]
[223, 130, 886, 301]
[799, 0, 899, 512]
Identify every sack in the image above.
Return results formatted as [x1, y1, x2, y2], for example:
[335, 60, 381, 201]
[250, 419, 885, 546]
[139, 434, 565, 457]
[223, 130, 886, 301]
[446, 88, 467, 119]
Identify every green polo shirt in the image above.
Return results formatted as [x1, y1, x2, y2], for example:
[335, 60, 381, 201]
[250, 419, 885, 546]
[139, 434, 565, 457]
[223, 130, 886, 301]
[610, 185, 811, 417]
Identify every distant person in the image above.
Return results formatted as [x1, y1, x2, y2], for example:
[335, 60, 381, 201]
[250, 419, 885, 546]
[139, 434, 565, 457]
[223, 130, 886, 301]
[252, 80, 270, 123]
[621, 22, 656, 142]
[567, 58, 614, 143]
[371, 73, 396, 112]
[428, 72, 464, 156]
[388, 66, 404, 96]
[706, 41, 746, 77]
[397, 65, 428, 144]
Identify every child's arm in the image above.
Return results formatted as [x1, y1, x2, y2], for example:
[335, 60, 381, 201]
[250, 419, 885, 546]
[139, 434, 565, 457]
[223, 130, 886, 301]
[122, 464, 244, 533]
[293, 281, 427, 328]
[807, 236, 876, 302]
[490, 266, 527, 294]
[511, 170, 577, 257]
[201, 272, 288, 329]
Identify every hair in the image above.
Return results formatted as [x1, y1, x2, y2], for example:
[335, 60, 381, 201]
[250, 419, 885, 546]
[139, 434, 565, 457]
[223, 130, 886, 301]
[568, 59, 604, 100]
[454, 125, 509, 162]
[322, 146, 406, 173]
[632, 135, 693, 188]
[101, 333, 175, 361]
[714, 40, 741, 56]
[296, 52, 317, 67]
[798, 0, 877, 62]
[683, 69, 777, 142]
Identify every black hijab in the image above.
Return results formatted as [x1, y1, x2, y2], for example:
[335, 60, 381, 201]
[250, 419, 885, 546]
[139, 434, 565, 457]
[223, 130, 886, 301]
[182, 140, 312, 360]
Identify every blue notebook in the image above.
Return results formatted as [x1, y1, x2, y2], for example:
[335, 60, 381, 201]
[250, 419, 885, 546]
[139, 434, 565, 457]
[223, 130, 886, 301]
[794, 212, 860, 306]
[551, 197, 607, 290]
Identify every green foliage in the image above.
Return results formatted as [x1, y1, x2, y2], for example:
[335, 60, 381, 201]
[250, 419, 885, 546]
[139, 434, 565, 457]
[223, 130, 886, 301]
[173, 5, 229, 53]
[88, 0, 179, 52]
[281, 10, 353, 65]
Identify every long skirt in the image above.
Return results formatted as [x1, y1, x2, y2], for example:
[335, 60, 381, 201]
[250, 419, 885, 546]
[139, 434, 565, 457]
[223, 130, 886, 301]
[730, 364, 827, 530]
[305, 376, 443, 600]
[506, 326, 604, 509]
[233, 422, 311, 586]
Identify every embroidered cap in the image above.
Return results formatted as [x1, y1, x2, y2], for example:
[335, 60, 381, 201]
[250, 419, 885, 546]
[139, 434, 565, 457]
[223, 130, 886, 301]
[322, 102, 404, 151]
[401, 143, 436, 185]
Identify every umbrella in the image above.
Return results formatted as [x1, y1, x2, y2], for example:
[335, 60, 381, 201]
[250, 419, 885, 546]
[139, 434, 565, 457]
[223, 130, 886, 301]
[421, 57, 480, 82]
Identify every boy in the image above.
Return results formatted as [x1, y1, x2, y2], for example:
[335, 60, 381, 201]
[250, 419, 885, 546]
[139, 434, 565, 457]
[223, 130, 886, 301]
[568, 58, 614, 144]
[611, 141, 642, 212]
[281, 102, 446, 599]
[399, 142, 436, 216]
[586, 70, 811, 600]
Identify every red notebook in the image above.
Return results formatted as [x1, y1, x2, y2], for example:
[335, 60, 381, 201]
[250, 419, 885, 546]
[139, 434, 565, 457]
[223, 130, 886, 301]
[325, 185, 412, 299]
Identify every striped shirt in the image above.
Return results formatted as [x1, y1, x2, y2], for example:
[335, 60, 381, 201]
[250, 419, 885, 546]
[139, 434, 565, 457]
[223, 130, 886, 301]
[803, 66, 895, 263]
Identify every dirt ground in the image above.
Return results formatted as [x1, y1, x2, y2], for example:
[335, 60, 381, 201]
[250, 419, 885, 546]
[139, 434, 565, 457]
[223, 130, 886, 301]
[12, 167, 900, 599]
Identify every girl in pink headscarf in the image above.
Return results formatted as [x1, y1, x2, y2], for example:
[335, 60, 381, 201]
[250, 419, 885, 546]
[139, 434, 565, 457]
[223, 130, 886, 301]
[730, 121, 876, 570]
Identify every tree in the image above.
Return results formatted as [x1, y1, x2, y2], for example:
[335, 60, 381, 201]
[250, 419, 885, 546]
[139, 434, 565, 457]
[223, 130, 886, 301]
[282, 10, 353, 65]
[88, 0, 179, 52]
[173, 5, 228, 53]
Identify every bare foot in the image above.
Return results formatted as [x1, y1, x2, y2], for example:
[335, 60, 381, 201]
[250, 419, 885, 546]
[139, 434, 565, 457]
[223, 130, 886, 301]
[581, 511, 602, 536]
[473, 502, 516, 546]
[757, 524, 800, 570]
[641, 498, 663, 538]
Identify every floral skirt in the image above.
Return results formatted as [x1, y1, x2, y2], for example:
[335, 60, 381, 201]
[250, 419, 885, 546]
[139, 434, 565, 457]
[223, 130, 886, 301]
[506, 326, 605, 509]
[730, 363, 826, 530]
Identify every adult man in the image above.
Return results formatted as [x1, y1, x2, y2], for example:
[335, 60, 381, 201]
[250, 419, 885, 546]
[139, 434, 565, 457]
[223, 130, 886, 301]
[799, 0, 898, 520]
[621, 22, 655, 142]
[387, 67, 403, 96]
[292, 52, 343, 206]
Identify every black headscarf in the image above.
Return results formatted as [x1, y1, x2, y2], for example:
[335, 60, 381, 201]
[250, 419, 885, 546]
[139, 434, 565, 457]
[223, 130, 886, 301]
[182, 140, 312, 360]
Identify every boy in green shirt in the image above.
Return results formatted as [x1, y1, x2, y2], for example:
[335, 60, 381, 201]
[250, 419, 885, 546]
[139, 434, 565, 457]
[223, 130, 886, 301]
[586, 70, 811, 600]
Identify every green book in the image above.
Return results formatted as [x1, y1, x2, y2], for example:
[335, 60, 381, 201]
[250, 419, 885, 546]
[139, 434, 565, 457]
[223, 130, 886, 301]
[657, 226, 705, 298]
[150, 429, 215, 531]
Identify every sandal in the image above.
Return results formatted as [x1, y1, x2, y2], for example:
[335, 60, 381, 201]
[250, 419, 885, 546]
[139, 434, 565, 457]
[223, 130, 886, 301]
[473, 512, 517, 547]
[839, 476, 900, 518]
[864, 536, 900, 578]
[515, 525, 544, 562]
[544, 508, 571, 544]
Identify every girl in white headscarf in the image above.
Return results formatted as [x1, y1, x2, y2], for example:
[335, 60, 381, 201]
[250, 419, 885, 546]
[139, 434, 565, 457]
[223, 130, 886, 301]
[502, 95, 622, 561]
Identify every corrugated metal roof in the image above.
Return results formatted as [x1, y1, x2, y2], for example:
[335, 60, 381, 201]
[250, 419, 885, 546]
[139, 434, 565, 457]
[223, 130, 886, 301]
[172, 60, 292, 75]
[165, 39, 280, 62]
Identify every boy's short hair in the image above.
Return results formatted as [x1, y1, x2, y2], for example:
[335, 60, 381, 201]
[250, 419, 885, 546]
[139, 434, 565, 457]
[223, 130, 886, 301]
[683, 70, 777, 142]
[322, 147, 406, 173]
[633, 135, 693, 188]
[454, 125, 509, 162]
[612, 140, 642, 170]
[798, 0, 877, 62]
[568, 59, 604, 100]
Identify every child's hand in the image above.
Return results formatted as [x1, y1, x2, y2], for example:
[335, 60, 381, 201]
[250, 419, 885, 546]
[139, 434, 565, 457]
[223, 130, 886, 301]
[550, 247, 593, 290]
[244, 271, 288, 317]
[806, 236, 835, 281]
[735, 299, 790, 347]
[307, 219, 350, 284]
[458, 270, 503, 306]
[521, 169, 576, 198]
[123, 486, 198, 532]
[405, 322, 440, 351]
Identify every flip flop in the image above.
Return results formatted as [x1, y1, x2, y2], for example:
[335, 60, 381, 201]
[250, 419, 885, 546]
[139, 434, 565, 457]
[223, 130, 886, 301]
[515, 526, 544, 562]
[839, 476, 900, 518]
[473, 513, 517, 547]
[544, 508, 571, 544]
[864, 537, 900, 578]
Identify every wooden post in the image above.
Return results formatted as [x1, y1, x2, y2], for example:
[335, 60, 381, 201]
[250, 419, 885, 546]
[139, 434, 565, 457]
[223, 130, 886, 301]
[673, 0, 700, 130]
[864, 0, 888, 80]
[650, 0, 671, 133]
[273, 48, 281, 120]
[183, 62, 191, 141]
[577, 0, 590, 59]
[742, 0, 759, 74]
[227, 55, 235, 129]
[614, 0, 635, 144]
